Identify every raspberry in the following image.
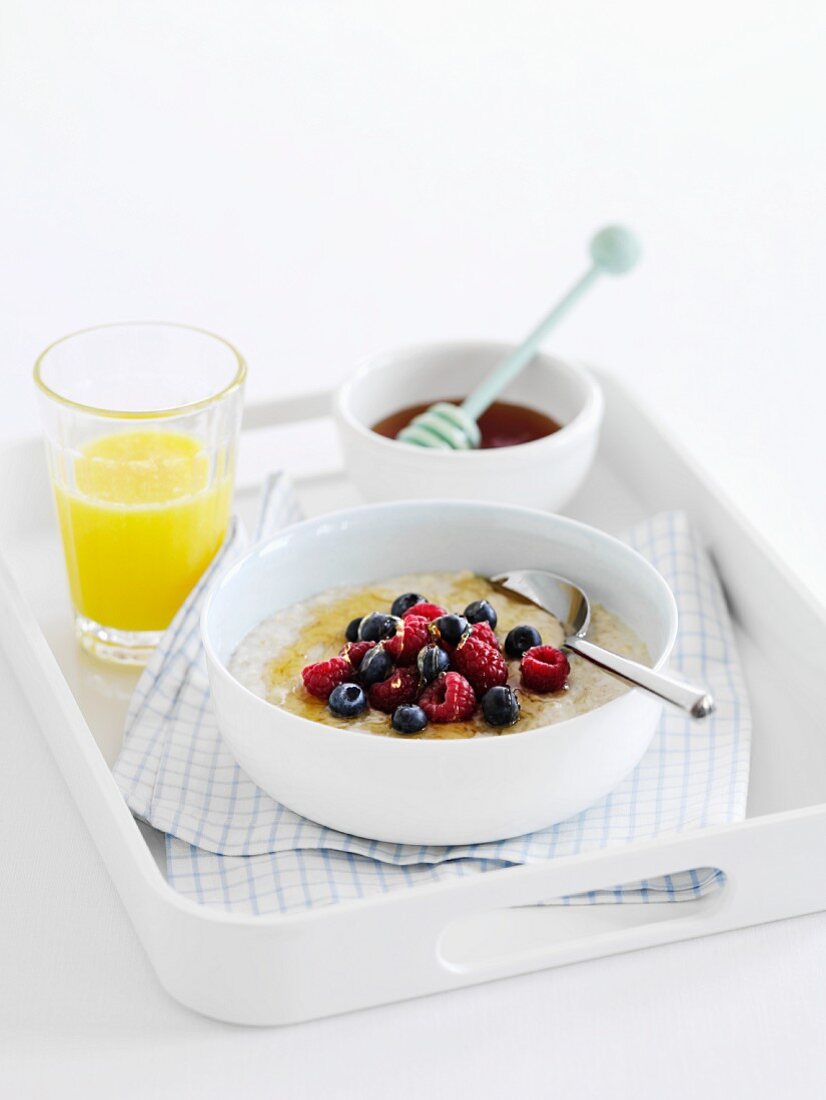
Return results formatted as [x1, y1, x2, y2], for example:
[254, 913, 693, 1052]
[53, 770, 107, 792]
[385, 614, 430, 665]
[419, 671, 477, 723]
[451, 633, 508, 697]
[405, 602, 446, 623]
[339, 640, 375, 669]
[520, 646, 570, 693]
[302, 656, 354, 700]
[469, 621, 498, 649]
[368, 666, 420, 713]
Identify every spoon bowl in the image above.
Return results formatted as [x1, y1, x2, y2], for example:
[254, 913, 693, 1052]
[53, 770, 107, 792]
[490, 568, 591, 637]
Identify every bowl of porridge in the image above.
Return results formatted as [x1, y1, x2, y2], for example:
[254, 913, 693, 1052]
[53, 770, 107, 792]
[202, 501, 677, 845]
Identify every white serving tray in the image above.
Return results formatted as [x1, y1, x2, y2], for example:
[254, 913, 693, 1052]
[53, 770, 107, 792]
[1, 370, 825, 1027]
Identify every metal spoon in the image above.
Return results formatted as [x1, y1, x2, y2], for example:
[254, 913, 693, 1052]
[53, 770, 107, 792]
[490, 569, 714, 719]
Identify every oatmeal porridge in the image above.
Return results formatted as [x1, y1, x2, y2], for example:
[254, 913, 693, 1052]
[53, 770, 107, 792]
[229, 571, 650, 739]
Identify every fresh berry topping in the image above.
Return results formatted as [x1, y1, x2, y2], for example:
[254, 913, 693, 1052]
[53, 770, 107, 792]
[481, 685, 520, 727]
[464, 599, 498, 630]
[392, 704, 428, 735]
[469, 621, 498, 649]
[391, 592, 426, 618]
[419, 671, 477, 723]
[302, 656, 353, 700]
[385, 614, 430, 666]
[359, 644, 395, 686]
[451, 633, 508, 696]
[328, 683, 368, 718]
[369, 666, 420, 713]
[405, 602, 447, 623]
[431, 614, 470, 647]
[521, 645, 570, 693]
[345, 617, 363, 643]
[504, 624, 543, 658]
[417, 643, 450, 683]
[339, 640, 375, 669]
[358, 612, 402, 643]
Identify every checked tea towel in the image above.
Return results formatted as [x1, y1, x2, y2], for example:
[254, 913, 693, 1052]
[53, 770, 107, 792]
[113, 475, 750, 915]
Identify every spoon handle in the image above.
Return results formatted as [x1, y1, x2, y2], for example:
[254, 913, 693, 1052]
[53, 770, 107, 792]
[564, 636, 715, 719]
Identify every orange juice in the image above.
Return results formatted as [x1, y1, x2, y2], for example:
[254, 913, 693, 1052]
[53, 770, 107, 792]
[54, 430, 232, 631]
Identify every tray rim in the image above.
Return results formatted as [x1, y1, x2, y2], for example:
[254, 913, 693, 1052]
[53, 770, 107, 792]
[3, 368, 826, 1023]
[2, 370, 826, 931]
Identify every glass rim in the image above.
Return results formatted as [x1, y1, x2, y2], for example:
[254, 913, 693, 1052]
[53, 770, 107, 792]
[33, 321, 247, 420]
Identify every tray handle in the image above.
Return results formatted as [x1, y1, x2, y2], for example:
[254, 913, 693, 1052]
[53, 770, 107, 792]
[415, 805, 823, 982]
[429, 851, 731, 978]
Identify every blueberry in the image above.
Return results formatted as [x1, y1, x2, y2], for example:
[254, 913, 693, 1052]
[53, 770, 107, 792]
[359, 644, 394, 686]
[359, 612, 401, 643]
[392, 704, 428, 735]
[328, 683, 367, 718]
[504, 624, 542, 658]
[417, 643, 450, 682]
[390, 592, 426, 618]
[433, 614, 469, 647]
[481, 685, 520, 727]
[345, 617, 363, 643]
[464, 599, 498, 630]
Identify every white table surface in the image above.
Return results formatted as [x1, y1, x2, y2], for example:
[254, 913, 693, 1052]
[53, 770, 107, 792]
[2, 2, 825, 1096]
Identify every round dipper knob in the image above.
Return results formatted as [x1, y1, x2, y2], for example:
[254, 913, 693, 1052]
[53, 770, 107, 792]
[589, 225, 642, 275]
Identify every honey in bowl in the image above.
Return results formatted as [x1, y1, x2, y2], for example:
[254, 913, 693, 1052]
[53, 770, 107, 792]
[372, 399, 561, 449]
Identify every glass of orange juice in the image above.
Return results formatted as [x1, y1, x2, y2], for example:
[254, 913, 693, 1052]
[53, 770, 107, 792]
[34, 322, 246, 665]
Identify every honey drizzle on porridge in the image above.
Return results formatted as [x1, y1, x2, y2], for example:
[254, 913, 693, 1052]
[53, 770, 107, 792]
[229, 571, 650, 739]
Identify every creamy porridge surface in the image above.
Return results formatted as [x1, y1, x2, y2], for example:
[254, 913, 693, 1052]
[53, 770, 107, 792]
[229, 571, 651, 739]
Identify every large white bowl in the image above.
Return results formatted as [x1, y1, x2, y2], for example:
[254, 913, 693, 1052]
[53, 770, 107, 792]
[202, 501, 677, 846]
[334, 342, 603, 509]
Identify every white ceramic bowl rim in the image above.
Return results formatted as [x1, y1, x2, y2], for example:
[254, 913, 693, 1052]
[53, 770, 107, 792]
[201, 500, 679, 753]
[335, 340, 604, 461]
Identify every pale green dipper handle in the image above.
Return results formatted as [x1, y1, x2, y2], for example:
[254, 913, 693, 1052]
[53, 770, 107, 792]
[397, 225, 641, 449]
[462, 225, 641, 422]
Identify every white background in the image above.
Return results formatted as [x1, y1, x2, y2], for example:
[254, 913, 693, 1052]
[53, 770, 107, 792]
[2, 2, 826, 1096]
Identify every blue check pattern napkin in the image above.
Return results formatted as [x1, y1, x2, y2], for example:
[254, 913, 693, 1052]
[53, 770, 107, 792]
[113, 477, 750, 915]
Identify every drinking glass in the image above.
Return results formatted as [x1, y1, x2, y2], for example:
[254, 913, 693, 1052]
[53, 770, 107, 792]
[34, 322, 246, 664]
